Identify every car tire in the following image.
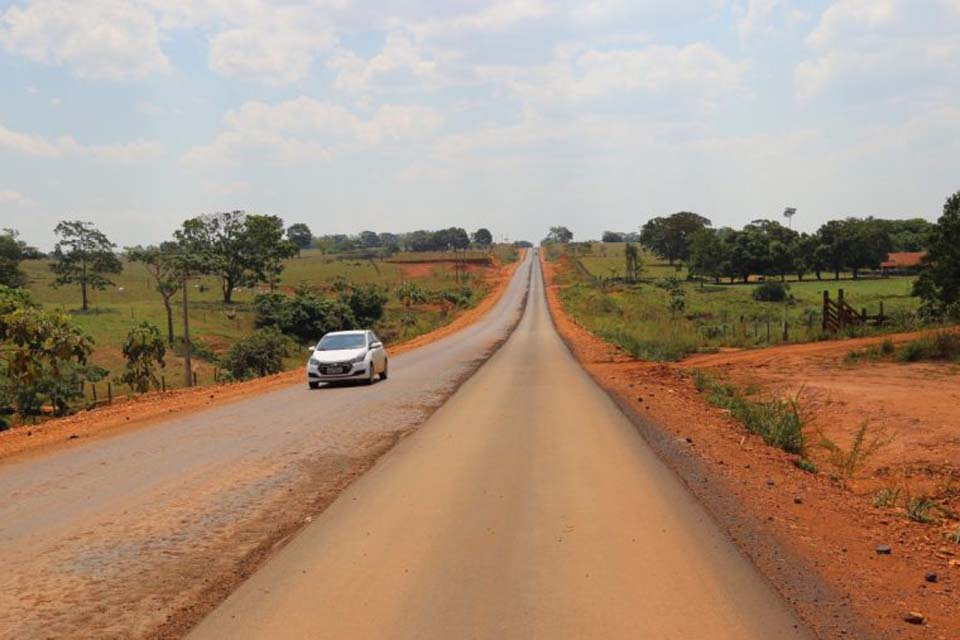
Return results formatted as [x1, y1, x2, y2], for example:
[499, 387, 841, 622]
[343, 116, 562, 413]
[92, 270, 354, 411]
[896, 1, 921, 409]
[381, 360, 388, 380]
[308, 381, 320, 390]
[366, 366, 376, 385]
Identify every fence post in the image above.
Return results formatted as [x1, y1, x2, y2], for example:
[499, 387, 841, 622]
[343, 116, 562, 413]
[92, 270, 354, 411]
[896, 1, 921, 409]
[92, 383, 98, 405]
[822, 291, 829, 331]
[838, 289, 846, 329]
[879, 301, 885, 325]
[107, 382, 112, 405]
[193, 371, 198, 386]
[161, 375, 166, 393]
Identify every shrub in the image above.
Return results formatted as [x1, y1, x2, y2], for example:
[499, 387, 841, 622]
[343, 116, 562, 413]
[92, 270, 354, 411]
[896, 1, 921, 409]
[340, 284, 387, 326]
[254, 290, 355, 344]
[897, 332, 960, 363]
[904, 496, 955, 524]
[219, 327, 291, 381]
[819, 421, 891, 486]
[873, 486, 902, 508]
[116, 322, 166, 393]
[395, 281, 427, 308]
[695, 372, 806, 454]
[752, 281, 790, 302]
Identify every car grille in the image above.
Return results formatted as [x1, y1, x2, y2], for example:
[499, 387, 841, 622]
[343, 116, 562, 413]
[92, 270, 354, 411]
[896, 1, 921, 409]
[319, 362, 352, 375]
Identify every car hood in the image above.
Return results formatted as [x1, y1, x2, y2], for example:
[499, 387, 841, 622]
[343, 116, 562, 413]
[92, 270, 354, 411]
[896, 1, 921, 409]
[311, 348, 366, 363]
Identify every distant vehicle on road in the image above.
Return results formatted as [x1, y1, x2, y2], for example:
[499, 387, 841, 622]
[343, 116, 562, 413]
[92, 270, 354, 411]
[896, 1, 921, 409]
[307, 330, 388, 389]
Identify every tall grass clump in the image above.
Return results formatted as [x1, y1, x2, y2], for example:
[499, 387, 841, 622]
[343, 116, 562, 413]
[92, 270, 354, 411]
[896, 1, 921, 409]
[898, 331, 960, 363]
[693, 371, 806, 454]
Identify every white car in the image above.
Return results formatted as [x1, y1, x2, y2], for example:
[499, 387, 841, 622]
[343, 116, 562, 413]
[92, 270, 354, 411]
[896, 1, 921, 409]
[306, 330, 388, 389]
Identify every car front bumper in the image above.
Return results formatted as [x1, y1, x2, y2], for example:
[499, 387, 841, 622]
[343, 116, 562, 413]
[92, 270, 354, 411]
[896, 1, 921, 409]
[307, 361, 370, 381]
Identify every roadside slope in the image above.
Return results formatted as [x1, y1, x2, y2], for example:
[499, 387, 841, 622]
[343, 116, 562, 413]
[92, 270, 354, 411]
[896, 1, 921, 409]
[0, 253, 532, 640]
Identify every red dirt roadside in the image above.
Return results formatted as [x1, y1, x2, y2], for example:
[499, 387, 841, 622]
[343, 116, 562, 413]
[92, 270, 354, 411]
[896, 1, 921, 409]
[0, 252, 524, 464]
[542, 254, 959, 640]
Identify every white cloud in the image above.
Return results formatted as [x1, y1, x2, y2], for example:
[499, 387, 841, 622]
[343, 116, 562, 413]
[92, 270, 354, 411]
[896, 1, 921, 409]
[484, 43, 746, 105]
[0, 123, 81, 157]
[90, 139, 164, 163]
[328, 32, 461, 93]
[413, 0, 550, 37]
[0, 0, 169, 79]
[184, 97, 443, 165]
[0, 188, 28, 204]
[207, 5, 337, 84]
[737, 0, 782, 40]
[805, 0, 896, 49]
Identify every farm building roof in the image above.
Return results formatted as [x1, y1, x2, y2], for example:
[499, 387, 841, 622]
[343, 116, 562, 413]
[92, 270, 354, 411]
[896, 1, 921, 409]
[880, 251, 927, 269]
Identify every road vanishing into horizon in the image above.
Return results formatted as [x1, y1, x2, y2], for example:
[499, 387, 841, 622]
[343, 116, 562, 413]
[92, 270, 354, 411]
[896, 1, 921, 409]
[0, 250, 812, 639]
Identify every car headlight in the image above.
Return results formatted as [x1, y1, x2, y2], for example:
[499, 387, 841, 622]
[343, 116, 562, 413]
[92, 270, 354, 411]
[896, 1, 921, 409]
[309, 357, 320, 366]
[349, 351, 368, 364]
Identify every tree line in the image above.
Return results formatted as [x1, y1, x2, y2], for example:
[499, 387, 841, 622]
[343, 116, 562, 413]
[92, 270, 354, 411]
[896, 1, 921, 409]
[634, 212, 935, 283]
[289, 225, 494, 255]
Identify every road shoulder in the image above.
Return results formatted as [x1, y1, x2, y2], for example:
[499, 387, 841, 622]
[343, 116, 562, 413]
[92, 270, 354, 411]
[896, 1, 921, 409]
[539, 253, 946, 640]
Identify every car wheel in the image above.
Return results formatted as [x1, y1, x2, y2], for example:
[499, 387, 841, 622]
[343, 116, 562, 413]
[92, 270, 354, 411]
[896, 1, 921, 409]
[366, 366, 376, 385]
[308, 381, 320, 390]
[381, 360, 388, 380]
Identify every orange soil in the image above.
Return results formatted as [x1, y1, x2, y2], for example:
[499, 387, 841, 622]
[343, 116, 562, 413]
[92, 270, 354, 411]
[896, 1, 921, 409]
[543, 254, 959, 640]
[0, 252, 524, 464]
[397, 260, 491, 280]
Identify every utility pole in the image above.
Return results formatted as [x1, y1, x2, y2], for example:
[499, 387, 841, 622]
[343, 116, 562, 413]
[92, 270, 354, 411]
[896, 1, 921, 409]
[182, 278, 193, 388]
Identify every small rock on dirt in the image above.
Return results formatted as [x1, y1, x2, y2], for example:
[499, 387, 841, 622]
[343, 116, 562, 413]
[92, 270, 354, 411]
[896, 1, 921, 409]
[904, 612, 925, 625]
[925, 572, 938, 583]
[876, 545, 892, 555]
[794, 496, 803, 504]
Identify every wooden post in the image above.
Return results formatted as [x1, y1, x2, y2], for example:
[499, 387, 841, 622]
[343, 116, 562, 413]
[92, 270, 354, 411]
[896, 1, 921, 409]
[92, 383, 98, 405]
[193, 370, 198, 386]
[879, 301, 885, 325]
[161, 375, 166, 393]
[838, 289, 846, 329]
[822, 291, 829, 331]
[107, 382, 113, 405]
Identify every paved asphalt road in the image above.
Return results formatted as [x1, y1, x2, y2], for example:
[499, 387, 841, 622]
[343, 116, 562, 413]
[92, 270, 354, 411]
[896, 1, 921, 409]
[188, 254, 812, 640]
[0, 252, 532, 639]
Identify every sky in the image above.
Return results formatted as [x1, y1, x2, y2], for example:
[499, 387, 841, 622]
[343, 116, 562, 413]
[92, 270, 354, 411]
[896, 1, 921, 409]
[0, 0, 958, 250]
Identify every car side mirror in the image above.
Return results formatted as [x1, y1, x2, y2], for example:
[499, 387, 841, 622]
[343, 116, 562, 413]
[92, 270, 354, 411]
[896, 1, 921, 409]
[370, 342, 382, 349]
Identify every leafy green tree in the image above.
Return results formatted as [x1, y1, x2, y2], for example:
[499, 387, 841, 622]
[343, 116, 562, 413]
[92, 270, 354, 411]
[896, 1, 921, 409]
[117, 322, 166, 393]
[880, 218, 935, 252]
[688, 229, 727, 284]
[794, 233, 822, 281]
[175, 211, 297, 303]
[640, 212, 712, 265]
[845, 218, 892, 279]
[914, 191, 960, 320]
[50, 220, 122, 310]
[127, 243, 182, 344]
[473, 228, 494, 247]
[286, 223, 313, 252]
[601, 231, 624, 243]
[815, 220, 851, 280]
[254, 289, 356, 343]
[544, 226, 574, 244]
[0, 230, 27, 288]
[341, 284, 388, 326]
[359, 230, 382, 248]
[220, 327, 291, 380]
[0, 300, 100, 419]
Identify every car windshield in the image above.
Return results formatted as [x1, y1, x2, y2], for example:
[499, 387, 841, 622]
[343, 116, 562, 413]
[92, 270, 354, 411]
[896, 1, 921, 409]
[317, 334, 366, 351]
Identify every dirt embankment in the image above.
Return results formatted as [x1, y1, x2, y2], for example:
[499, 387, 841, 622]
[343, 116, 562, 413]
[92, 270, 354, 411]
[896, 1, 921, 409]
[542, 254, 959, 640]
[0, 252, 524, 464]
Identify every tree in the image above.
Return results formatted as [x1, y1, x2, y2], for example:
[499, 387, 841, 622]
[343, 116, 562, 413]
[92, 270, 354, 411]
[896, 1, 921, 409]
[640, 212, 712, 265]
[359, 230, 382, 248]
[544, 226, 573, 244]
[602, 231, 624, 243]
[794, 233, 822, 281]
[340, 284, 388, 326]
[688, 229, 727, 284]
[881, 218, 935, 252]
[624, 242, 643, 282]
[220, 327, 291, 380]
[117, 322, 166, 393]
[473, 228, 493, 247]
[0, 230, 26, 288]
[286, 223, 313, 253]
[845, 218, 892, 279]
[914, 191, 960, 320]
[0, 297, 100, 419]
[254, 289, 356, 343]
[175, 211, 297, 304]
[49, 221, 122, 311]
[815, 220, 852, 280]
[127, 243, 182, 344]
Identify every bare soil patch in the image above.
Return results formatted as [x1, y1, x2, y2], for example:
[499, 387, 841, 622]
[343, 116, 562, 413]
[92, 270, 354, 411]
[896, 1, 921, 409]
[543, 254, 959, 640]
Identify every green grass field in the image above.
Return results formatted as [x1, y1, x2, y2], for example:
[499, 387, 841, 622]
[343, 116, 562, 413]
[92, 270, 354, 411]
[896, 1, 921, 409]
[550, 243, 924, 361]
[21, 248, 509, 394]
